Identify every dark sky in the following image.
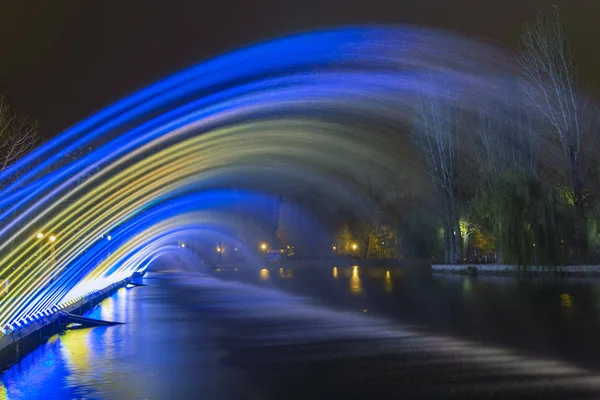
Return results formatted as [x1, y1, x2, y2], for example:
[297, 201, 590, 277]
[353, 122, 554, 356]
[1, 0, 599, 138]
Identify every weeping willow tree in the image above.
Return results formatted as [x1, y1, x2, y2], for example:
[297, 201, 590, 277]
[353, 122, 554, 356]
[586, 203, 600, 260]
[467, 79, 541, 265]
[472, 171, 576, 270]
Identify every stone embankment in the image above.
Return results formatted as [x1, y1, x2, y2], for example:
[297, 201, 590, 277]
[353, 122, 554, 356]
[432, 264, 600, 276]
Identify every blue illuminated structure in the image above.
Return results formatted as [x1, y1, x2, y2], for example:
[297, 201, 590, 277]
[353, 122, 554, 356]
[0, 26, 519, 330]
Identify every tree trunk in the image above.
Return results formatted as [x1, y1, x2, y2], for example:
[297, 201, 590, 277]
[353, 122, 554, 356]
[446, 197, 462, 264]
[573, 171, 588, 264]
[443, 225, 451, 263]
[453, 219, 462, 264]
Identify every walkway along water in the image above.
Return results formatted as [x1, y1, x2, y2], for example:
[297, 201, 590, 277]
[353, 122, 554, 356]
[0, 279, 129, 371]
[432, 264, 600, 276]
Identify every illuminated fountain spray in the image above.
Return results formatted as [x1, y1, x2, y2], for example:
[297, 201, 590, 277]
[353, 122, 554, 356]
[0, 26, 525, 331]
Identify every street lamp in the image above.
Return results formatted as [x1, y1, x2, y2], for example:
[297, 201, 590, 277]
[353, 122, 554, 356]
[260, 243, 267, 251]
[181, 243, 185, 248]
[49, 235, 56, 243]
[36, 232, 44, 239]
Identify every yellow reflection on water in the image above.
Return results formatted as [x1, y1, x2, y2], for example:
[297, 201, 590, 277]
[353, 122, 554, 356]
[46, 333, 60, 344]
[279, 267, 293, 279]
[561, 293, 573, 307]
[0, 381, 7, 400]
[333, 267, 338, 279]
[100, 296, 114, 321]
[384, 270, 393, 293]
[260, 268, 270, 281]
[60, 328, 93, 374]
[350, 266, 363, 295]
[462, 277, 473, 298]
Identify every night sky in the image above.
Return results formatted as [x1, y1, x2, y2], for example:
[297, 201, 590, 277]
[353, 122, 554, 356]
[1, 0, 599, 139]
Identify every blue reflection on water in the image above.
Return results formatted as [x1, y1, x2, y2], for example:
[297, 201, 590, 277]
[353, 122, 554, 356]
[0, 278, 245, 400]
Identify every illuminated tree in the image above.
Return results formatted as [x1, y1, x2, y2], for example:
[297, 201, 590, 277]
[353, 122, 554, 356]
[341, 159, 416, 259]
[335, 222, 353, 255]
[367, 223, 398, 259]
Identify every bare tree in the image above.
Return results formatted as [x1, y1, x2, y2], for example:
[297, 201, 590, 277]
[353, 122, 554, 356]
[0, 96, 38, 171]
[411, 77, 462, 264]
[471, 84, 540, 188]
[519, 7, 593, 260]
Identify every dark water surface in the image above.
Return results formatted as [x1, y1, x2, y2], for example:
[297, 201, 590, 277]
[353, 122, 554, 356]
[3, 265, 600, 399]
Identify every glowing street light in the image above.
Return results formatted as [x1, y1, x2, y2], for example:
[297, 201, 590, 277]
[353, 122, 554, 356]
[181, 243, 185, 248]
[36, 232, 44, 239]
[107, 235, 112, 241]
[216, 246, 221, 253]
[332, 245, 337, 251]
[49, 235, 56, 243]
[260, 243, 267, 251]
[351, 243, 358, 251]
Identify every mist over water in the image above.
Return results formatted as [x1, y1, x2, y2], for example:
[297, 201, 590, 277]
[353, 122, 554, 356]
[4, 268, 600, 399]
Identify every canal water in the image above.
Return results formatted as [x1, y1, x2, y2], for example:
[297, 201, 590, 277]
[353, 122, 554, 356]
[3, 265, 600, 399]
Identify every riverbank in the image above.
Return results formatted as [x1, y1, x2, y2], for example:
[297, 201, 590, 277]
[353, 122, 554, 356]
[0, 279, 129, 372]
[432, 264, 600, 277]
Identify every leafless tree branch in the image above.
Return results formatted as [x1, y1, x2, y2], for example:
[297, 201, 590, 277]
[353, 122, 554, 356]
[519, 7, 589, 184]
[0, 96, 39, 172]
[410, 74, 463, 263]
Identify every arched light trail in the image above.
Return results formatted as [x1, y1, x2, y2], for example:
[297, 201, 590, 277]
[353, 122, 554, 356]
[0, 26, 525, 331]
[7, 191, 285, 324]
[1, 120, 389, 296]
